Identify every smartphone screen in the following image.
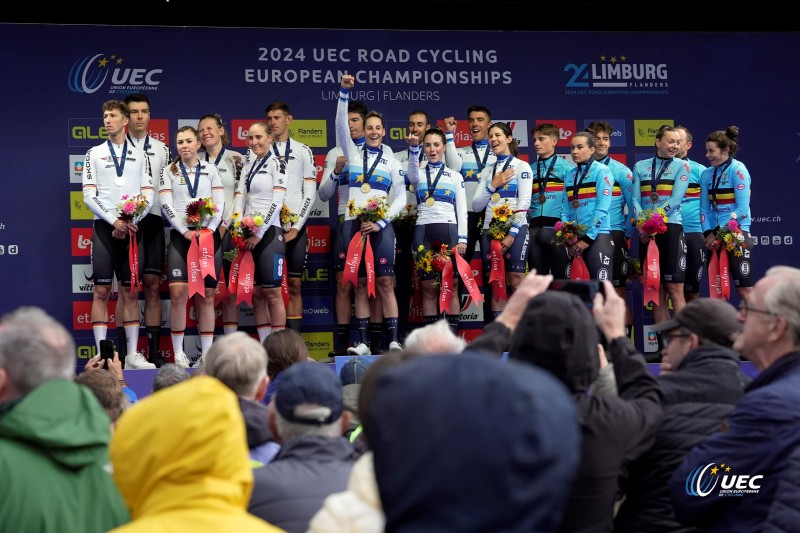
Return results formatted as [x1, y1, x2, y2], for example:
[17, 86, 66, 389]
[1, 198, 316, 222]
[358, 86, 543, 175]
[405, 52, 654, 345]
[99, 340, 115, 360]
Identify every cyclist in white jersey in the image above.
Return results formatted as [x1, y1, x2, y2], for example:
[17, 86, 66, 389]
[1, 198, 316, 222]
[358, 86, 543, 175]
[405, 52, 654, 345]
[198, 114, 244, 334]
[319, 100, 385, 356]
[82, 100, 154, 370]
[473, 122, 533, 319]
[159, 126, 225, 369]
[336, 74, 407, 354]
[264, 101, 317, 334]
[120, 93, 171, 367]
[392, 109, 430, 341]
[235, 122, 288, 342]
[406, 128, 468, 331]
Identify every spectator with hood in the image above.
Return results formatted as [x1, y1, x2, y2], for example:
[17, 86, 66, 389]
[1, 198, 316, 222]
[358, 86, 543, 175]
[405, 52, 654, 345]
[109, 375, 282, 532]
[0, 306, 129, 533]
[470, 271, 663, 532]
[363, 352, 580, 532]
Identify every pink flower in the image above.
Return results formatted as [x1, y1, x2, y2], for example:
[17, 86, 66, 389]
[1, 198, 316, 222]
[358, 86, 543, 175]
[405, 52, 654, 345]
[554, 221, 563, 231]
[727, 219, 740, 231]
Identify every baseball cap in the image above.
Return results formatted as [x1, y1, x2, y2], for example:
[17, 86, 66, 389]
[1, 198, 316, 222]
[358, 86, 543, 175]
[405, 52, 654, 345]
[275, 361, 343, 425]
[652, 298, 742, 347]
[340, 357, 372, 385]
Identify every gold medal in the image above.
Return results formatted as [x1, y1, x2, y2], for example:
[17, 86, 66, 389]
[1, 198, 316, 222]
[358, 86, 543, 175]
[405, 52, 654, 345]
[490, 192, 501, 203]
[425, 196, 435, 207]
[650, 192, 659, 203]
[537, 194, 546, 205]
[571, 199, 580, 209]
[361, 183, 371, 193]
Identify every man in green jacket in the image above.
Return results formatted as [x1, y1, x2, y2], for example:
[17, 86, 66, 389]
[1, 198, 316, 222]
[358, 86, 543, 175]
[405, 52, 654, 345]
[0, 306, 130, 532]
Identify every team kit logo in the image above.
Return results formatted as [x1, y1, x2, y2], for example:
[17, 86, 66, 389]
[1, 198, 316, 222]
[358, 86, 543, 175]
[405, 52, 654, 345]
[684, 462, 764, 497]
[67, 52, 163, 94]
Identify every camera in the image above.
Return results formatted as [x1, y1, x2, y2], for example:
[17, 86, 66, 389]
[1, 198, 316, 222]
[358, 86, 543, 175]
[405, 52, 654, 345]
[548, 279, 605, 309]
[99, 340, 115, 369]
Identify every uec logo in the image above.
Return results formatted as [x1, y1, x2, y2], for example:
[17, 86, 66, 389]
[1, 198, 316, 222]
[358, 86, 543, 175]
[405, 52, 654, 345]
[68, 53, 163, 94]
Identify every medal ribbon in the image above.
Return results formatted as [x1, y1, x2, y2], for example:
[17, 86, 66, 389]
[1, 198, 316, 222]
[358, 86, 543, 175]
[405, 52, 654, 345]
[472, 141, 490, 172]
[246, 154, 271, 193]
[649, 157, 673, 202]
[206, 147, 226, 167]
[126, 133, 150, 153]
[272, 138, 291, 162]
[424, 163, 445, 203]
[536, 155, 557, 197]
[361, 146, 383, 190]
[107, 140, 128, 177]
[572, 160, 592, 206]
[180, 160, 202, 199]
[709, 159, 732, 211]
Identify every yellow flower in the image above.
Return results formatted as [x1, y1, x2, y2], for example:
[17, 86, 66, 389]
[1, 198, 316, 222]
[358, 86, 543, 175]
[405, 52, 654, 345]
[253, 215, 264, 226]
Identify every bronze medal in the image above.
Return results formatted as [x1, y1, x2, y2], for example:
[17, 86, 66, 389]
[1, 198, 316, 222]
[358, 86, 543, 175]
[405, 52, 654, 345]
[537, 194, 546, 205]
[571, 199, 580, 209]
[490, 192, 501, 203]
[425, 196, 435, 207]
[650, 192, 659, 203]
[361, 183, 371, 194]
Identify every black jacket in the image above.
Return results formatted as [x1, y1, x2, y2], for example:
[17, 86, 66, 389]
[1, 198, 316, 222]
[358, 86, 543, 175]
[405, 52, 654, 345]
[614, 345, 750, 533]
[471, 292, 663, 533]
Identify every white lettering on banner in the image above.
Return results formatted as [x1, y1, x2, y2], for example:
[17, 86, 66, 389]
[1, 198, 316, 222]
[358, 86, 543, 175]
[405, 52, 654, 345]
[245, 69, 512, 85]
[257, 48, 499, 64]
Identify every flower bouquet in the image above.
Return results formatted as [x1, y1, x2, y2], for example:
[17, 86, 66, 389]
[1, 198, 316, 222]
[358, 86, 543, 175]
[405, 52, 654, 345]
[487, 201, 515, 241]
[634, 208, 668, 237]
[223, 211, 264, 262]
[348, 195, 390, 224]
[552, 220, 588, 248]
[117, 194, 149, 223]
[280, 204, 299, 232]
[343, 196, 390, 297]
[712, 218, 747, 256]
[634, 208, 668, 306]
[185, 197, 218, 227]
[413, 241, 452, 288]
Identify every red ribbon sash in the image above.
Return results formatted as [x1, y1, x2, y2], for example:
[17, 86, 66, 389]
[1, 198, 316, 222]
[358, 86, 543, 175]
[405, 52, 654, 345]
[128, 231, 141, 297]
[708, 248, 721, 299]
[439, 259, 454, 314]
[569, 254, 590, 281]
[281, 265, 290, 309]
[411, 262, 423, 311]
[453, 248, 483, 305]
[229, 253, 241, 296]
[342, 232, 376, 298]
[343, 233, 365, 290]
[720, 249, 731, 300]
[643, 239, 660, 307]
[214, 265, 228, 307]
[198, 229, 216, 280]
[365, 237, 376, 298]
[235, 250, 255, 306]
[187, 235, 205, 298]
[488, 240, 507, 302]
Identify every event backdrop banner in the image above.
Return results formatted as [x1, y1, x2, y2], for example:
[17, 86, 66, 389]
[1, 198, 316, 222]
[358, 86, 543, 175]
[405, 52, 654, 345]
[0, 25, 796, 360]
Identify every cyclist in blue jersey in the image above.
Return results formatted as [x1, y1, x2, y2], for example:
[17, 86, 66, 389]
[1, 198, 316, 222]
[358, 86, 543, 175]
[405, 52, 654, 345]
[700, 126, 754, 300]
[676, 125, 708, 302]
